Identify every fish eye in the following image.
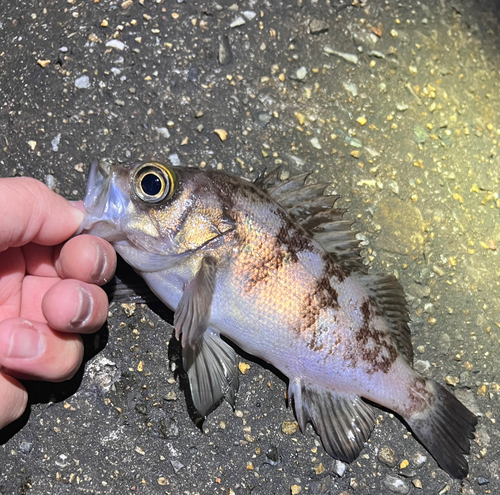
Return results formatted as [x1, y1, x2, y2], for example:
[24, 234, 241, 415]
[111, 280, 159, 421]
[133, 162, 177, 204]
[141, 173, 162, 196]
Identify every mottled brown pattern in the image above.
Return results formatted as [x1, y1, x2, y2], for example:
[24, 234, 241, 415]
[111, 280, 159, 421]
[407, 376, 434, 414]
[275, 210, 314, 261]
[299, 273, 340, 350]
[241, 234, 290, 292]
[234, 204, 315, 293]
[323, 254, 346, 283]
[353, 299, 398, 374]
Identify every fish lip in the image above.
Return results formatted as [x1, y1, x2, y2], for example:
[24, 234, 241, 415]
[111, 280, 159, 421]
[77, 159, 124, 236]
[84, 159, 111, 209]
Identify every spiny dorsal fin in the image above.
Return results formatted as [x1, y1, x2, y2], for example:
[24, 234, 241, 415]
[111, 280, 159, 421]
[288, 378, 375, 463]
[259, 170, 364, 272]
[354, 273, 413, 365]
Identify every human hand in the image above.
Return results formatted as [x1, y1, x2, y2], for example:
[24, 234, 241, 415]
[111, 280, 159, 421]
[0, 177, 116, 429]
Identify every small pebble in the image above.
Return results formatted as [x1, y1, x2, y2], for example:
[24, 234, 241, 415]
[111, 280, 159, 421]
[45, 174, 55, 190]
[332, 459, 346, 477]
[310, 137, 322, 149]
[164, 391, 177, 401]
[106, 39, 126, 50]
[135, 403, 147, 415]
[291, 485, 301, 495]
[378, 446, 397, 467]
[445, 375, 459, 387]
[27, 140, 37, 151]
[75, 75, 90, 89]
[323, 46, 359, 64]
[214, 129, 228, 141]
[170, 460, 184, 473]
[218, 35, 232, 65]
[230, 16, 245, 28]
[350, 478, 359, 490]
[169, 154, 180, 166]
[309, 18, 329, 35]
[238, 362, 250, 374]
[19, 441, 33, 454]
[343, 82, 358, 96]
[265, 445, 280, 466]
[242, 11, 256, 21]
[477, 477, 489, 486]
[155, 127, 170, 138]
[314, 463, 325, 475]
[412, 479, 422, 489]
[295, 113, 305, 125]
[289, 66, 307, 81]
[282, 421, 299, 434]
[345, 136, 363, 148]
[383, 475, 410, 494]
[413, 360, 431, 373]
[412, 452, 427, 468]
[254, 112, 272, 128]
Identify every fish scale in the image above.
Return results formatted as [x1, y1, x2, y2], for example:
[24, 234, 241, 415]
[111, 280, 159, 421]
[79, 160, 477, 479]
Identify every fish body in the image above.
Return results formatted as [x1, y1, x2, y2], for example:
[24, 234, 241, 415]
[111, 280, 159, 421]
[80, 160, 477, 478]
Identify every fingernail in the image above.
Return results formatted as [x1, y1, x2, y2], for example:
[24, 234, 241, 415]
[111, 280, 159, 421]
[71, 287, 94, 328]
[69, 202, 85, 225]
[8, 321, 46, 359]
[91, 243, 107, 282]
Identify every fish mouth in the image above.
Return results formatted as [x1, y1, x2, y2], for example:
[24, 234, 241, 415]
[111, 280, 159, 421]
[76, 159, 128, 238]
[83, 159, 112, 210]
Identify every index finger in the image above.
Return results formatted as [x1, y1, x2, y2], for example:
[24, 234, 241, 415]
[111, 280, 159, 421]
[0, 178, 84, 252]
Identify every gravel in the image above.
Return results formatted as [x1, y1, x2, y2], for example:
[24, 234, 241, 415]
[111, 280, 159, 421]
[2, 0, 500, 493]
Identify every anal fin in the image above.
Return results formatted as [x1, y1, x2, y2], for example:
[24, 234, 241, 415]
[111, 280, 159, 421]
[288, 379, 374, 463]
[183, 330, 239, 418]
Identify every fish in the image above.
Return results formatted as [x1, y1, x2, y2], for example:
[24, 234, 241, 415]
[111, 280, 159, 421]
[78, 159, 477, 479]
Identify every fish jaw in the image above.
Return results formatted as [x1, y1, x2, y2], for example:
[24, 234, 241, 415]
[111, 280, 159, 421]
[77, 159, 131, 242]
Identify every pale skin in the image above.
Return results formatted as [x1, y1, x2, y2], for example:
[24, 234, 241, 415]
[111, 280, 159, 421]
[0, 177, 117, 429]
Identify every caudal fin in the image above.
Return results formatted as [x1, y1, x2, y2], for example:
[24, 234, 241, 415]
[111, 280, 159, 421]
[406, 379, 477, 479]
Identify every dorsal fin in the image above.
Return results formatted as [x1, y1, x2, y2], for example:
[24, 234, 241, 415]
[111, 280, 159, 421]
[259, 170, 364, 272]
[354, 273, 413, 365]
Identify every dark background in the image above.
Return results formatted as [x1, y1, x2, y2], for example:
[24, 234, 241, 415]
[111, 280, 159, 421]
[1, 0, 500, 493]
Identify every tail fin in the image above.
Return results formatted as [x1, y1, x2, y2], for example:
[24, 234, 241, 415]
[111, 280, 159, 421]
[406, 380, 477, 479]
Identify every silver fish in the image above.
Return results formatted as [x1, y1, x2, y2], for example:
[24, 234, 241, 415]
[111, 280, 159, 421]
[79, 160, 477, 478]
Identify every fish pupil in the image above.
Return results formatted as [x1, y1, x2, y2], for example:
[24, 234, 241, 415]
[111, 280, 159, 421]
[141, 173, 162, 196]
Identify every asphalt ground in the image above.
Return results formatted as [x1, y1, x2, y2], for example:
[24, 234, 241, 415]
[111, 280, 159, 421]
[1, 0, 500, 494]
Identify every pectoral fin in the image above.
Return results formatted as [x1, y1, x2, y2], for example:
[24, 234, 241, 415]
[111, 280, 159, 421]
[173, 256, 238, 416]
[288, 378, 375, 463]
[174, 256, 217, 348]
[183, 330, 239, 417]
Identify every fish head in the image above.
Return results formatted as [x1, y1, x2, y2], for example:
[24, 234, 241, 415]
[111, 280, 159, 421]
[79, 160, 236, 270]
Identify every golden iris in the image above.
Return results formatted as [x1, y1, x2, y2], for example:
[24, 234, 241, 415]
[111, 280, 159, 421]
[133, 162, 177, 203]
